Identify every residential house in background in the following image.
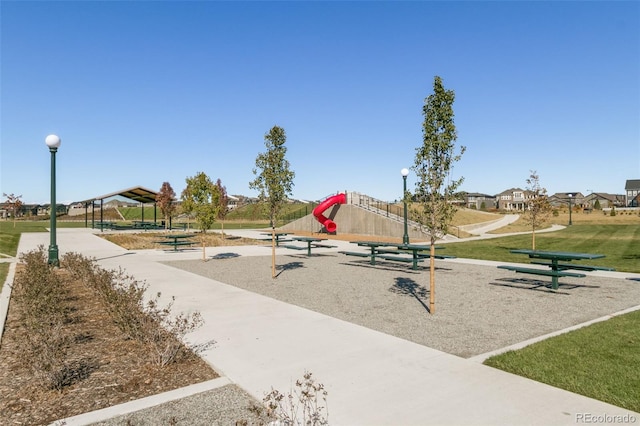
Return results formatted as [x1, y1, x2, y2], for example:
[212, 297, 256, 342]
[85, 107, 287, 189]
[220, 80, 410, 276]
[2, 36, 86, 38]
[625, 179, 640, 207]
[496, 188, 531, 211]
[583, 193, 624, 210]
[549, 192, 585, 209]
[464, 192, 496, 210]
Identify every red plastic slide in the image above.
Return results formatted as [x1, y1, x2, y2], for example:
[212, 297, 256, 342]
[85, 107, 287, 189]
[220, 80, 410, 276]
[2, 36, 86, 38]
[313, 193, 347, 233]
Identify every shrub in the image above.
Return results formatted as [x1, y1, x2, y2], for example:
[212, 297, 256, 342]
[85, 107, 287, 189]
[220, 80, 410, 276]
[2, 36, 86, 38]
[12, 246, 72, 390]
[62, 252, 210, 367]
[251, 371, 329, 426]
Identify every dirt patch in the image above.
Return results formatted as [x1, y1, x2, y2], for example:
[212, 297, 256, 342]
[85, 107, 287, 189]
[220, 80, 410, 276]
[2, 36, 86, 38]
[0, 266, 219, 425]
[100, 231, 265, 250]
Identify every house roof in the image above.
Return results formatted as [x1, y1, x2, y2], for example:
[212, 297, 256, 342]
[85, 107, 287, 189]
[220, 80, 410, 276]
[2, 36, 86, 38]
[82, 186, 159, 204]
[625, 179, 640, 190]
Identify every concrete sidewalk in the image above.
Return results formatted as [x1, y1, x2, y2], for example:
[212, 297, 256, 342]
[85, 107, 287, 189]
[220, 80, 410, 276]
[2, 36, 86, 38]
[6, 228, 639, 425]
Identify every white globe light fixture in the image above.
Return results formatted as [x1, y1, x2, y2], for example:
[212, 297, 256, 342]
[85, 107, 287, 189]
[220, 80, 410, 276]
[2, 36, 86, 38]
[45, 134, 61, 149]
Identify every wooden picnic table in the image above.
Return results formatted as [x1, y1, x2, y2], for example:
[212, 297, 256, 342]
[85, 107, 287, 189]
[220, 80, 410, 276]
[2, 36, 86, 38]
[499, 249, 612, 290]
[156, 234, 197, 251]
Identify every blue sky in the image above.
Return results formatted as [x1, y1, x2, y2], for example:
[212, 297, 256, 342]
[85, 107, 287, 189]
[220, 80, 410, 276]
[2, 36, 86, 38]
[1, 1, 638, 205]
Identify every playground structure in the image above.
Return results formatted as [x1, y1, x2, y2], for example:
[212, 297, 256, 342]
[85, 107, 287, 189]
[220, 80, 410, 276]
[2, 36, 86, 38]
[284, 191, 431, 240]
[312, 193, 347, 233]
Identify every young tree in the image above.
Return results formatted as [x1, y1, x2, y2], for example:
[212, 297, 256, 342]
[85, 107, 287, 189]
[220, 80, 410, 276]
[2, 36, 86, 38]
[3, 193, 23, 228]
[523, 170, 551, 250]
[411, 76, 465, 314]
[249, 125, 295, 278]
[215, 179, 229, 241]
[156, 182, 177, 230]
[181, 172, 221, 261]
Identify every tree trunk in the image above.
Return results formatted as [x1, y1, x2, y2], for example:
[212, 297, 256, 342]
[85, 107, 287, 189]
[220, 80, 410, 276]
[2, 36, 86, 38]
[201, 231, 206, 261]
[429, 243, 436, 314]
[271, 226, 276, 278]
[532, 230, 536, 250]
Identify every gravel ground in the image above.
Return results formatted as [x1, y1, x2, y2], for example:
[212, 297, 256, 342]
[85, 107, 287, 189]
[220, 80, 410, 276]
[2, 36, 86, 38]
[86, 252, 640, 425]
[164, 253, 640, 358]
[91, 384, 265, 426]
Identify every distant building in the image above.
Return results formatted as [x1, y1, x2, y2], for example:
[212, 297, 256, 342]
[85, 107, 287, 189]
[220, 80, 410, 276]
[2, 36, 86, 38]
[496, 188, 532, 211]
[549, 192, 585, 209]
[464, 192, 496, 210]
[625, 179, 640, 207]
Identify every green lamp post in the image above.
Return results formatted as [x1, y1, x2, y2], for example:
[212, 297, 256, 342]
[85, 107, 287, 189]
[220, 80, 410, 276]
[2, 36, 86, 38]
[46, 134, 61, 266]
[568, 193, 573, 226]
[401, 168, 409, 245]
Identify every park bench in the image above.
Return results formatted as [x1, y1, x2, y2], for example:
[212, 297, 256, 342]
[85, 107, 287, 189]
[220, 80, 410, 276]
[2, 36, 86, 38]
[339, 250, 371, 258]
[497, 265, 586, 279]
[310, 242, 337, 249]
[281, 244, 306, 251]
[528, 260, 615, 272]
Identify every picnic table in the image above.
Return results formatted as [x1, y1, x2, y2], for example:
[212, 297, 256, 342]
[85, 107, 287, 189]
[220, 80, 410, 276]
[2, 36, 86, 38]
[340, 241, 399, 265]
[281, 236, 337, 256]
[94, 221, 115, 231]
[340, 241, 454, 270]
[260, 231, 292, 246]
[133, 221, 163, 230]
[498, 249, 613, 290]
[155, 234, 197, 251]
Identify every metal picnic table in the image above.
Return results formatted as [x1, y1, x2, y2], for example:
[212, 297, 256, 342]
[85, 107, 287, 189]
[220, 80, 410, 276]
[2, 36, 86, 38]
[499, 249, 611, 290]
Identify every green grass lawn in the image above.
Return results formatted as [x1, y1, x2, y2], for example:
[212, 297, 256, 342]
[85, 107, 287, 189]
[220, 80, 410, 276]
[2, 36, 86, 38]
[484, 309, 640, 412]
[442, 224, 640, 273]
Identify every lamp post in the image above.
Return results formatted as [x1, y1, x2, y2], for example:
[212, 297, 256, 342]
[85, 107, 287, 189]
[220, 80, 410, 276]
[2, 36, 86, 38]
[401, 168, 409, 245]
[46, 134, 61, 266]
[568, 193, 573, 226]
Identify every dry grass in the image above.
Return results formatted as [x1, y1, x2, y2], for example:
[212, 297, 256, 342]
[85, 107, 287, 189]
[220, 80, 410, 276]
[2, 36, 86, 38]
[100, 231, 265, 250]
[490, 210, 640, 234]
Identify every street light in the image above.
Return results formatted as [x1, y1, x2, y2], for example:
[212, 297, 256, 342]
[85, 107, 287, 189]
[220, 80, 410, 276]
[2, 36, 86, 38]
[401, 168, 409, 245]
[46, 134, 61, 266]
[568, 193, 573, 226]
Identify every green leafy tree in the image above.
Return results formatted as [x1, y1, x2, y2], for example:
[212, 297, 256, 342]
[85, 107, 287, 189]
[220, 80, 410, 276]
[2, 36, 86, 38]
[156, 182, 177, 230]
[593, 199, 601, 210]
[411, 76, 465, 314]
[249, 125, 295, 278]
[523, 170, 551, 250]
[3, 193, 23, 228]
[215, 178, 229, 241]
[181, 172, 221, 261]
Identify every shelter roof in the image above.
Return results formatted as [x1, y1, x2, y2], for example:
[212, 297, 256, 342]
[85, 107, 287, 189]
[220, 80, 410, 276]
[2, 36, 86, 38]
[84, 186, 159, 204]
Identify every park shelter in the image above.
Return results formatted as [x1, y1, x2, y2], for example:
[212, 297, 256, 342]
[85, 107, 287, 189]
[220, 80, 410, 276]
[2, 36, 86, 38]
[79, 186, 159, 229]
